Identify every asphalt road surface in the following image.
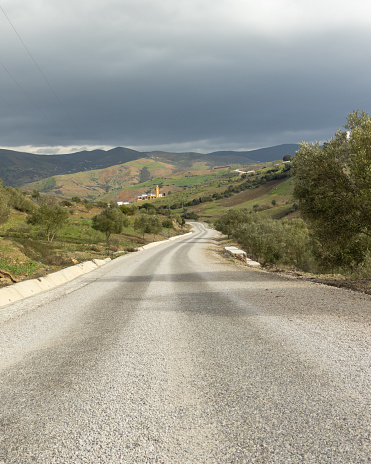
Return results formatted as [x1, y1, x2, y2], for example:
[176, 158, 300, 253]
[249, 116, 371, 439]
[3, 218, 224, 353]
[0, 222, 370, 463]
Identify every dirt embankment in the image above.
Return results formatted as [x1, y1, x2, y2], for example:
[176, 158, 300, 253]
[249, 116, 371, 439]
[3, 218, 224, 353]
[269, 269, 371, 295]
[213, 238, 371, 295]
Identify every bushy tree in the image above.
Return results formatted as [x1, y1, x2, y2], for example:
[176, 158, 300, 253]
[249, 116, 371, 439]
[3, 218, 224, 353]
[119, 204, 136, 215]
[214, 209, 251, 238]
[60, 200, 72, 207]
[293, 110, 371, 268]
[139, 203, 156, 214]
[215, 208, 311, 268]
[182, 211, 199, 220]
[148, 216, 162, 239]
[162, 219, 174, 229]
[0, 181, 11, 225]
[282, 218, 310, 268]
[92, 208, 128, 241]
[232, 216, 310, 267]
[4, 187, 35, 213]
[27, 204, 69, 242]
[134, 215, 162, 239]
[233, 217, 285, 265]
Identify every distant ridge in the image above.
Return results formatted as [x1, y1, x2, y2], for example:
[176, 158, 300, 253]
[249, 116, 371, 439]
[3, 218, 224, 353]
[207, 144, 299, 163]
[0, 147, 142, 186]
[0, 144, 299, 187]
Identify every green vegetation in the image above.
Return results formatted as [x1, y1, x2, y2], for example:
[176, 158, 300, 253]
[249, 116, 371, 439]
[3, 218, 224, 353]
[134, 214, 162, 239]
[156, 163, 293, 222]
[0, 182, 189, 284]
[20, 157, 237, 202]
[0, 181, 11, 225]
[215, 210, 310, 268]
[139, 166, 151, 183]
[0, 257, 41, 277]
[215, 209, 251, 238]
[92, 208, 129, 241]
[26, 203, 69, 242]
[214, 111, 371, 275]
[293, 110, 371, 271]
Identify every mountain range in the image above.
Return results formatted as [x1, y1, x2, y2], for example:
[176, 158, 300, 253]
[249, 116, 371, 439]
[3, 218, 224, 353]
[0, 144, 299, 187]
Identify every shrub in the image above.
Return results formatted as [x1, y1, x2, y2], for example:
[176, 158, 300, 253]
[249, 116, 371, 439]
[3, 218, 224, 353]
[60, 200, 72, 207]
[215, 209, 251, 238]
[182, 211, 199, 220]
[5, 187, 36, 213]
[0, 183, 11, 225]
[92, 208, 128, 241]
[162, 219, 174, 228]
[134, 215, 162, 239]
[27, 204, 69, 242]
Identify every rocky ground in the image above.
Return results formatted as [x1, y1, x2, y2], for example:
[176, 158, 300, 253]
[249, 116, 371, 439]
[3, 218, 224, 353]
[215, 242, 371, 296]
[271, 269, 371, 296]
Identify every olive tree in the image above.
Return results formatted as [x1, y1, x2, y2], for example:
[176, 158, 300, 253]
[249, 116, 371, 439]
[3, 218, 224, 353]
[292, 110, 371, 268]
[27, 204, 69, 242]
[92, 208, 128, 241]
[134, 214, 162, 240]
[214, 209, 251, 238]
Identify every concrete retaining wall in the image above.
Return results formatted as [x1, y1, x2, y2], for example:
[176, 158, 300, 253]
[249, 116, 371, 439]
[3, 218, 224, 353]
[0, 258, 111, 308]
[0, 231, 194, 309]
[225, 246, 260, 267]
[137, 231, 193, 250]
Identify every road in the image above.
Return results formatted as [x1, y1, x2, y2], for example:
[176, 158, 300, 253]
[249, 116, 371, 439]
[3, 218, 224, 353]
[0, 222, 370, 463]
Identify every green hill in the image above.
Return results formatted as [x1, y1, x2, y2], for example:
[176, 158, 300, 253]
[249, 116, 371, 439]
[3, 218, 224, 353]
[146, 161, 296, 221]
[21, 158, 241, 202]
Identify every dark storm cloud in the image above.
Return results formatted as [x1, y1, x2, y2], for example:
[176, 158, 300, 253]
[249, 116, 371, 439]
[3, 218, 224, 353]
[1, 0, 371, 153]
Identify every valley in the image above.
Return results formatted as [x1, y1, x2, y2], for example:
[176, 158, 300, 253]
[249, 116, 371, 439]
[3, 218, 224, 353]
[1, 137, 368, 292]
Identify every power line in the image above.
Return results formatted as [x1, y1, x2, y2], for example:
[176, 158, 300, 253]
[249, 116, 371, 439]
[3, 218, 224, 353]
[0, 5, 82, 135]
[0, 92, 11, 107]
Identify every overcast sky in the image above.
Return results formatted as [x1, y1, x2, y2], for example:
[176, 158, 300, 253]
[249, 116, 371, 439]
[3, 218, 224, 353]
[1, 0, 370, 154]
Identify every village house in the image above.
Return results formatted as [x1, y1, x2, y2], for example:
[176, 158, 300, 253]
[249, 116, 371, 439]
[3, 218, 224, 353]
[137, 185, 165, 201]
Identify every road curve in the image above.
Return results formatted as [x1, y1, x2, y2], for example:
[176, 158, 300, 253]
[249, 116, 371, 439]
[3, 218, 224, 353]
[0, 222, 370, 463]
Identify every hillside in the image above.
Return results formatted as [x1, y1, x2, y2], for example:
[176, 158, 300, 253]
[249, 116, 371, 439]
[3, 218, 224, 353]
[21, 158, 236, 203]
[151, 162, 297, 222]
[1, 144, 299, 187]
[0, 147, 142, 187]
[20, 158, 296, 221]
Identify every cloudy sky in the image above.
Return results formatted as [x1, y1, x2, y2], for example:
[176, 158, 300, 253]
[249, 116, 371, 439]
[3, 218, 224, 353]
[0, 0, 370, 154]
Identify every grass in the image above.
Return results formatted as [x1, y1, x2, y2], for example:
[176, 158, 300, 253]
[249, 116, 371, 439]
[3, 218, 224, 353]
[0, 257, 42, 277]
[267, 178, 295, 197]
[178, 175, 294, 222]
